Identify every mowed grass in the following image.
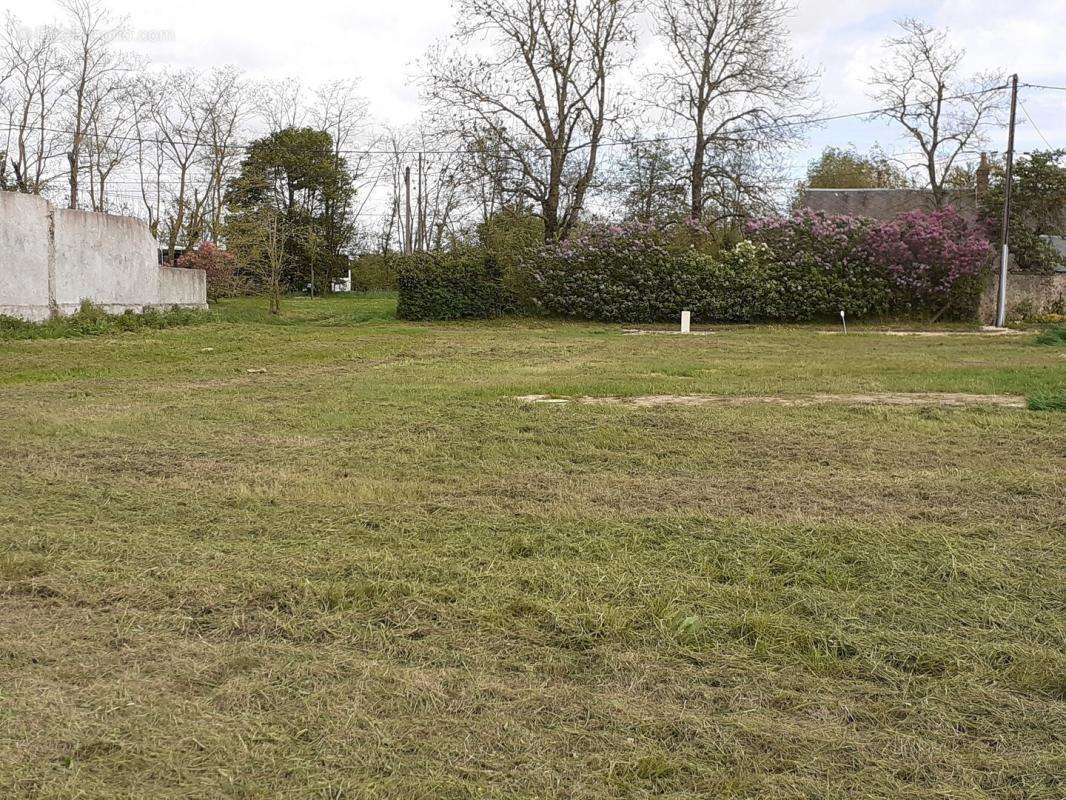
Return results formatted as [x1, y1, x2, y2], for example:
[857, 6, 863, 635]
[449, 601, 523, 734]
[1, 295, 1064, 799]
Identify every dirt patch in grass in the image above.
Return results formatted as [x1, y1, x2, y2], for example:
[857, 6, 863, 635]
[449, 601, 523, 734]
[820, 327, 1027, 337]
[622, 329, 718, 336]
[518, 392, 1029, 409]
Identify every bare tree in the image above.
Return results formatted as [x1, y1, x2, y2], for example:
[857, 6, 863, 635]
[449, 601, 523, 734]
[650, 0, 818, 220]
[259, 77, 308, 133]
[0, 14, 68, 194]
[140, 70, 214, 264]
[453, 129, 531, 225]
[84, 69, 137, 211]
[58, 0, 125, 209]
[868, 18, 1003, 208]
[312, 79, 368, 158]
[202, 66, 251, 242]
[130, 78, 164, 237]
[423, 0, 637, 241]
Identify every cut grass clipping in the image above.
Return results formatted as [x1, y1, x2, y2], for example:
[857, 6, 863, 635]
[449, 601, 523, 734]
[1033, 324, 1066, 346]
[1029, 392, 1066, 411]
[1, 295, 1064, 799]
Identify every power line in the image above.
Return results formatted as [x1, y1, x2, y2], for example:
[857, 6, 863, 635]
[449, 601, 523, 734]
[1018, 99, 1053, 149]
[1021, 83, 1066, 92]
[0, 84, 1011, 158]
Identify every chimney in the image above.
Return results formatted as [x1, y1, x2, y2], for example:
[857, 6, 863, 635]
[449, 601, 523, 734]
[975, 152, 991, 199]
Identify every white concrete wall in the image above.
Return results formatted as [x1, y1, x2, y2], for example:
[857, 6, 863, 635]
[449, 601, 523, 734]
[0, 192, 54, 322]
[0, 190, 207, 321]
[52, 207, 161, 315]
[159, 266, 207, 308]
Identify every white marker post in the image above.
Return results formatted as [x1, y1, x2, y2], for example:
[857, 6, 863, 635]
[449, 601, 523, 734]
[840, 310, 848, 335]
[681, 310, 692, 334]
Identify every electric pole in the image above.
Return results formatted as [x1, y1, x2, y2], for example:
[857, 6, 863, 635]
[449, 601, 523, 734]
[404, 166, 413, 255]
[996, 74, 1019, 328]
[416, 152, 424, 253]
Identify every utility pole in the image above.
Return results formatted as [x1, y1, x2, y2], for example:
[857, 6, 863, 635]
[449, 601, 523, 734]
[996, 74, 1019, 328]
[416, 152, 424, 252]
[404, 166, 413, 255]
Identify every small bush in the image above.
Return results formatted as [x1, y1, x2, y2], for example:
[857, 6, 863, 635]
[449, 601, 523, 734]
[177, 243, 246, 301]
[1028, 393, 1066, 411]
[396, 251, 513, 321]
[0, 300, 210, 340]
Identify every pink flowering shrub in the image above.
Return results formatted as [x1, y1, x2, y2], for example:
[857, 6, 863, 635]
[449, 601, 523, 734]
[177, 243, 246, 301]
[746, 210, 887, 319]
[862, 208, 992, 318]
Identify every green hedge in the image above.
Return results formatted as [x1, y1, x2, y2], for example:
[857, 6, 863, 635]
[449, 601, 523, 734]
[527, 213, 992, 323]
[396, 251, 513, 321]
[528, 240, 778, 323]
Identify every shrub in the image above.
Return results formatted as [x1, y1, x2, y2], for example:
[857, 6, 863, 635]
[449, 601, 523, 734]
[862, 208, 992, 320]
[526, 210, 992, 324]
[530, 222, 819, 323]
[478, 209, 545, 309]
[529, 223, 719, 322]
[396, 251, 513, 321]
[351, 253, 400, 292]
[747, 210, 889, 319]
[1034, 325, 1066, 346]
[177, 243, 246, 301]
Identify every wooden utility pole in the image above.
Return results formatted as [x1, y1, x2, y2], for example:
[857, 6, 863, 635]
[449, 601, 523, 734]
[996, 74, 1019, 328]
[404, 166, 413, 255]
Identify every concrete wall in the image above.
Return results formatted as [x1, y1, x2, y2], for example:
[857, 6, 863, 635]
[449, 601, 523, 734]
[0, 190, 207, 321]
[980, 273, 1066, 324]
[0, 192, 53, 321]
[800, 188, 980, 223]
[52, 207, 162, 315]
[159, 266, 207, 307]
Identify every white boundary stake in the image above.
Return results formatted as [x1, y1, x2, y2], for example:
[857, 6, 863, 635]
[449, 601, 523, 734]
[839, 309, 848, 335]
[681, 310, 692, 334]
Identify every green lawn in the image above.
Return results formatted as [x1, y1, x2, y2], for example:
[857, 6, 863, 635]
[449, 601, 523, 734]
[1, 295, 1064, 799]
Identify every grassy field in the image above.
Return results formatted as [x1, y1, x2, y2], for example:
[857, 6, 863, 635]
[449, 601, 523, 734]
[1, 295, 1064, 799]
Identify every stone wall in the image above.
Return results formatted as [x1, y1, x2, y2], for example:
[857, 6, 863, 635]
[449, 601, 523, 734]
[0, 190, 207, 321]
[980, 273, 1066, 324]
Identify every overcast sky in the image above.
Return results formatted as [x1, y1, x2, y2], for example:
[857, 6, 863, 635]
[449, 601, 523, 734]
[5, 0, 1065, 195]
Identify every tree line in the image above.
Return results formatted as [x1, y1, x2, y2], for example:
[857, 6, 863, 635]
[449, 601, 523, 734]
[1, 0, 1015, 288]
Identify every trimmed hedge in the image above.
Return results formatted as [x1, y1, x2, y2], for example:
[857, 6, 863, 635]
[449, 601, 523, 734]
[528, 211, 992, 323]
[529, 238, 779, 323]
[396, 251, 513, 321]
